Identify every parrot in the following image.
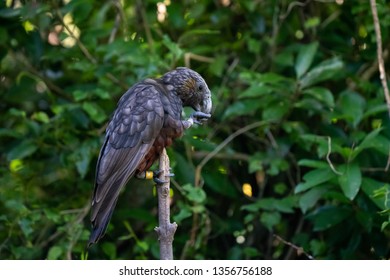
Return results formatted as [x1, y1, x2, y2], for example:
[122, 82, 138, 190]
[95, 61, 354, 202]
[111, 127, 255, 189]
[88, 67, 212, 246]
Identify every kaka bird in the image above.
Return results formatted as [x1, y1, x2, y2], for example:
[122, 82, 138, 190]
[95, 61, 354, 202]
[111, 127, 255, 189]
[88, 67, 212, 246]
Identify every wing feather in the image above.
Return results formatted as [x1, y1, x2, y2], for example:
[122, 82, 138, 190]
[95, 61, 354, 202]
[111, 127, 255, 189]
[89, 82, 164, 245]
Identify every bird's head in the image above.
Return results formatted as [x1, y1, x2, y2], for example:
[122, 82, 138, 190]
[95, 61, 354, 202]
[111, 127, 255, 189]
[161, 67, 212, 115]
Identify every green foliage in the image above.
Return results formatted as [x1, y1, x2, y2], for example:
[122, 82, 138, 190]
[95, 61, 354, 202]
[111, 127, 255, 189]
[1, 0, 390, 260]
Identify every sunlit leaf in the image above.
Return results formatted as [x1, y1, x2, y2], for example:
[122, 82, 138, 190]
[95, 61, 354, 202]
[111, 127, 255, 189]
[338, 163, 362, 200]
[182, 184, 206, 204]
[295, 168, 335, 193]
[300, 57, 344, 88]
[295, 42, 318, 79]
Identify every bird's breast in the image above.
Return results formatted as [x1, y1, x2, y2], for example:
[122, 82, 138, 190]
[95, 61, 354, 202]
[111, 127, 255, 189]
[136, 119, 184, 174]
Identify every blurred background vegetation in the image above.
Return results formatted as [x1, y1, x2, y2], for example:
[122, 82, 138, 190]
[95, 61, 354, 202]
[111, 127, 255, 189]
[1, 0, 390, 260]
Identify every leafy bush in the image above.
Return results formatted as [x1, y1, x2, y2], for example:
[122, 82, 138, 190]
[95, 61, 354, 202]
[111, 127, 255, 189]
[1, 0, 389, 259]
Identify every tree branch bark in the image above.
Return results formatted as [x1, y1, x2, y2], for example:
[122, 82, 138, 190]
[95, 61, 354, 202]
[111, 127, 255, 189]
[370, 0, 390, 117]
[155, 149, 177, 260]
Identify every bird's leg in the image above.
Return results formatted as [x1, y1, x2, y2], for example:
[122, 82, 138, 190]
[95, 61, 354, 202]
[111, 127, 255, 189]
[136, 169, 175, 185]
[153, 169, 175, 185]
[183, 111, 211, 128]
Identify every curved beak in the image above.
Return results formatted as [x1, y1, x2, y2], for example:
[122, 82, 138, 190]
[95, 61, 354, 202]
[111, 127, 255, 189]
[200, 90, 212, 114]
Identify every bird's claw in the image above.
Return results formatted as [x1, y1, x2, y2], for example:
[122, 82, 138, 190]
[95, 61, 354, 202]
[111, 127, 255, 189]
[190, 111, 211, 125]
[153, 169, 175, 185]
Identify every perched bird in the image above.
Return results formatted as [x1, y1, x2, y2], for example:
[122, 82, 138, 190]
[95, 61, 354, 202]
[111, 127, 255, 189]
[88, 67, 212, 246]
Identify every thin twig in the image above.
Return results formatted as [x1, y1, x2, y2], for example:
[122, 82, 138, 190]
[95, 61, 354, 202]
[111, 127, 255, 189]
[195, 120, 274, 187]
[370, 0, 390, 117]
[184, 52, 215, 68]
[326, 136, 343, 175]
[109, 13, 121, 44]
[274, 234, 314, 260]
[284, 217, 304, 259]
[279, 0, 311, 21]
[362, 147, 390, 172]
[137, 0, 154, 50]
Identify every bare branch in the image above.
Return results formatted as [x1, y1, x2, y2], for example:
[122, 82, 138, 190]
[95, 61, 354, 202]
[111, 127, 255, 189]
[155, 149, 177, 260]
[370, 0, 390, 117]
[274, 234, 314, 260]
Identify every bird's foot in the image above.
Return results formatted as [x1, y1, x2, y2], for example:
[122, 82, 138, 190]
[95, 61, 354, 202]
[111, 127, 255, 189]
[185, 111, 211, 128]
[190, 111, 211, 125]
[153, 169, 175, 185]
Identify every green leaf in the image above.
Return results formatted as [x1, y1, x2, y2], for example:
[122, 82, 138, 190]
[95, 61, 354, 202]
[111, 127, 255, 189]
[182, 184, 207, 204]
[310, 239, 327, 256]
[361, 178, 390, 211]
[31, 112, 50, 123]
[0, 8, 21, 18]
[381, 221, 389, 231]
[258, 72, 289, 84]
[274, 196, 296, 213]
[7, 139, 38, 161]
[209, 55, 227, 77]
[295, 168, 335, 193]
[350, 128, 382, 160]
[262, 100, 289, 121]
[72, 90, 89, 101]
[82, 102, 107, 124]
[307, 206, 351, 231]
[47, 246, 63, 260]
[300, 57, 343, 89]
[302, 87, 335, 108]
[18, 218, 33, 237]
[304, 17, 320, 29]
[297, 159, 329, 169]
[295, 42, 319, 79]
[239, 84, 273, 99]
[174, 205, 192, 223]
[248, 152, 263, 173]
[94, 88, 111, 100]
[241, 199, 275, 212]
[338, 163, 361, 200]
[222, 100, 262, 120]
[336, 90, 366, 127]
[299, 187, 327, 213]
[162, 35, 183, 58]
[102, 242, 117, 259]
[241, 197, 295, 213]
[274, 50, 294, 67]
[260, 211, 281, 231]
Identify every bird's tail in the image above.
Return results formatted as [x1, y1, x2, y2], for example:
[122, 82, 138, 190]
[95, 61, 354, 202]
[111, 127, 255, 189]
[88, 197, 119, 247]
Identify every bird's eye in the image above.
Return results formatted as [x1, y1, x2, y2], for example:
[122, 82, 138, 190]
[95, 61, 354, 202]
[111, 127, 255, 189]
[198, 85, 203, 91]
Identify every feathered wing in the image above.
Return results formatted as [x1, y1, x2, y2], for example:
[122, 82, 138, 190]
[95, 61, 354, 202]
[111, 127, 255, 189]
[89, 82, 165, 245]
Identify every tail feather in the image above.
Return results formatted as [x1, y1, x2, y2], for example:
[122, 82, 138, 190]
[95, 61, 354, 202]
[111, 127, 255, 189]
[88, 196, 118, 247]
